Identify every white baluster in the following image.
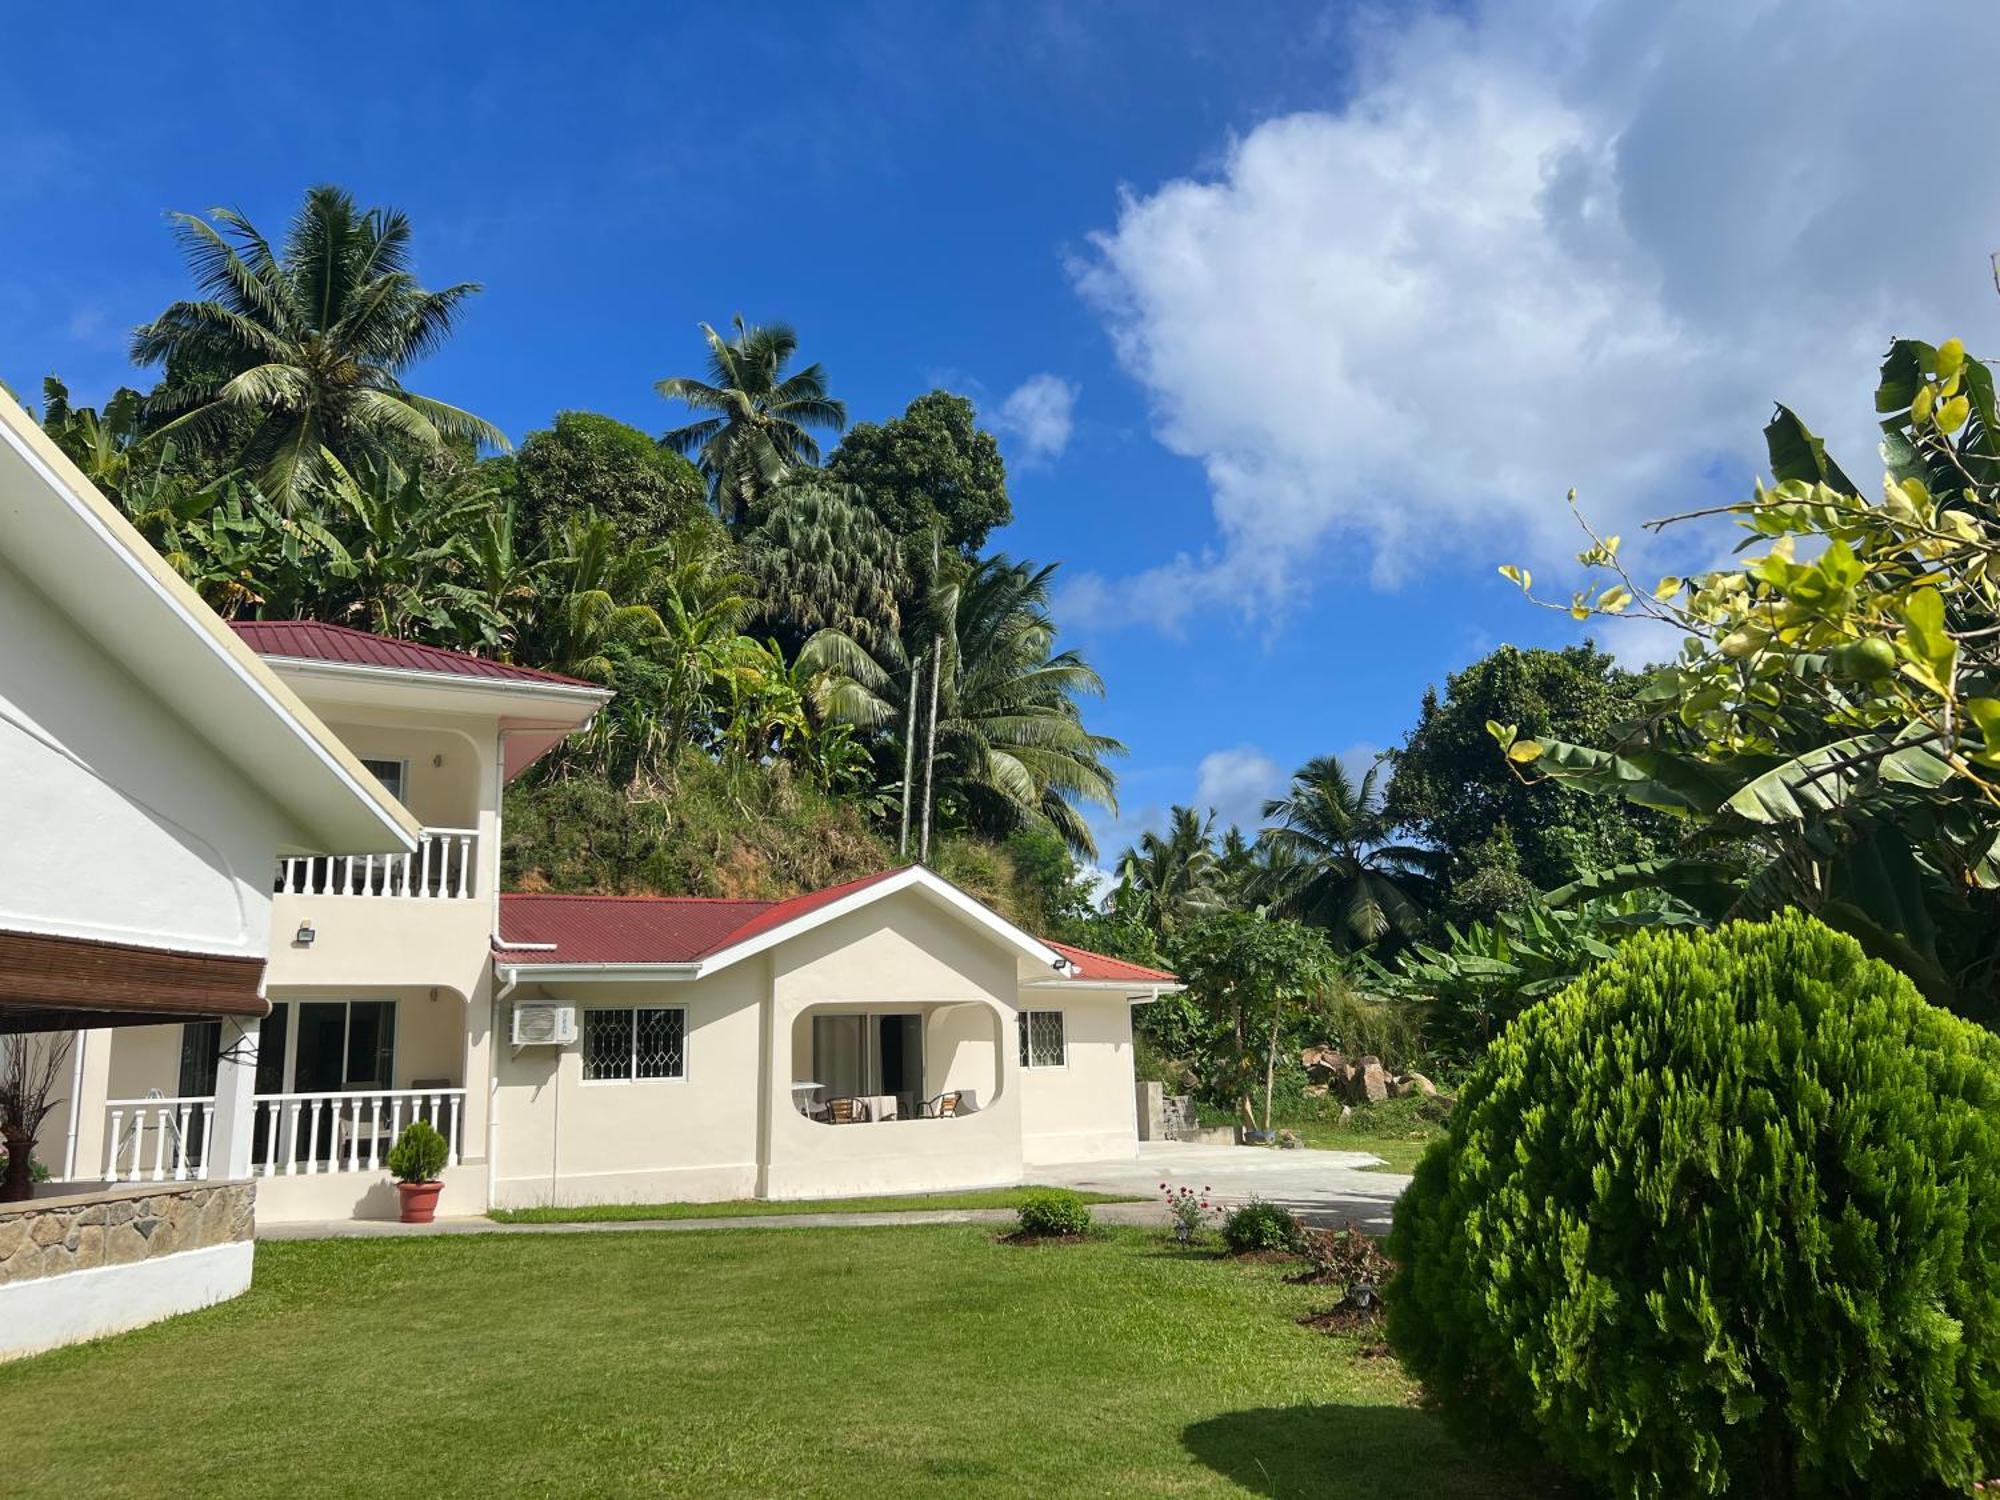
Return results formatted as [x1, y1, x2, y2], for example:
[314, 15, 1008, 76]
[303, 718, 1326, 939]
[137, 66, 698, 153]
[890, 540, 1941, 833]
[418, 833, 433, 898]
[198, 1103, 215, 1180]
[284, 1099, 301, 1175]
[455, 835, 472, 898]
[173, 1102, 191, 1180]
[364, 853, 377, 895]
[105, 1108, 124, 1182]
[369, 1096, 383, 1171]
[150, 1108, 169, 1181]
[258, 1101, 276, 1178]
[391, 1094, 404, 1144]
[447, 1093, 462, 1167]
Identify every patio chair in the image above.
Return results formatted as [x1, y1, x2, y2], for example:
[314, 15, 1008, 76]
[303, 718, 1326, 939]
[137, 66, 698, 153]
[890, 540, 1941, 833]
[826, 1096, 867, 1125]
[918, 1091, 962, 1119]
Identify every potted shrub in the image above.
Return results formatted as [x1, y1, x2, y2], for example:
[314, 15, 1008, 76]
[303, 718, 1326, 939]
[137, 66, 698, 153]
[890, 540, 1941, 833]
[386, 1119, 449, 1222]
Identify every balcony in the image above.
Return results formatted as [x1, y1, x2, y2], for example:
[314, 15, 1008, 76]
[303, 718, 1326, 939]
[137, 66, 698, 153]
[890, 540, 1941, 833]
[275, 826, 479, 900]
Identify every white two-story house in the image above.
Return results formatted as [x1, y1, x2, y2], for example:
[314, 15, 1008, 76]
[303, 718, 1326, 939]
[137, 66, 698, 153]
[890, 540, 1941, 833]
[59, 623, 1177, 1221]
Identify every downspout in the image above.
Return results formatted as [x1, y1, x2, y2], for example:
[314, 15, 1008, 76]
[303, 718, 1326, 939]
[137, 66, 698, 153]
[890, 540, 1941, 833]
[488, 968, 519, 1212]
[62, 1029, 87, 1181]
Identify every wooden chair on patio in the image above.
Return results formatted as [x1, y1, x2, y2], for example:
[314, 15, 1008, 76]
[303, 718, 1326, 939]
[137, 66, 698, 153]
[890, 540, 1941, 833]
[918, 1091, 962, 1119]
[825, 1096, 867, 1125]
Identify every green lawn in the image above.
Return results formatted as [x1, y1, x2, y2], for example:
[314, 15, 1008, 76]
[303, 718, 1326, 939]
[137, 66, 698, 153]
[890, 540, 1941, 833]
[490, 1185, 1140, 1224]
[1199, 1095, 1452, 1176]
[1297, 1126, 1440, 1175]
[0, 1225, 1526, 1498]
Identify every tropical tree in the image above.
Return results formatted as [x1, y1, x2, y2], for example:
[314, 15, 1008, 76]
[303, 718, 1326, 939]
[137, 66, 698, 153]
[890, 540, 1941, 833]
[489, 409, 709, 551]
[1112, 805, 1224, 934]
[827, 389, 1013, 552]
[656, 317, 845, 529]
[1258, 755, 1439, 950]
[742, 475, 906, 652]
[1169, 911, 1337, 1131]
[310, 452, 501, 644]
[803, 555, 1122, 857]
[1496, 333, 2000, 1015]
[1384, 643, 1666, 917]
[527, 514, 669, 684]
[131, 185, 506, 507]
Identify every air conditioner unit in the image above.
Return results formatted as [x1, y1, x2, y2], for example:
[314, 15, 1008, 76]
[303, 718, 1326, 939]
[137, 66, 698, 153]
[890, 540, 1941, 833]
[512, 1003, 577, 1046]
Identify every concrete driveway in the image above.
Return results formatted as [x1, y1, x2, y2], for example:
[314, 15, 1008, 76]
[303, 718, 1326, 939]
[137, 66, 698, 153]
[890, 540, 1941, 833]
[1041, 1141, 1410, 1233]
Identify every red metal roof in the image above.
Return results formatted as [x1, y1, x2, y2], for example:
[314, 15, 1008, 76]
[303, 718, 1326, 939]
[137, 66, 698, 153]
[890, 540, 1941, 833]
[497, 870, 1177, 984]
[1045, 940, 1178, 984]
[232, 620, 602, 690]
[498, 893, 774, 964]
[702, 867, 909, 950]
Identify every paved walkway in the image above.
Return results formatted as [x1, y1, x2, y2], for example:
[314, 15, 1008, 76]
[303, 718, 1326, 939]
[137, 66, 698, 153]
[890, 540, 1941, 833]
[258, 1142, 1410, 1241]
[1040, 1140, 1409, 1232]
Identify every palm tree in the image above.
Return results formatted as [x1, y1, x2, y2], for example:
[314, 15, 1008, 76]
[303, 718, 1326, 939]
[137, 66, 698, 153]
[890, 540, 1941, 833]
[656, 317, 845, 529]
[530, 515, 670, 683]
[802, 555, 1122, 857]
[1257, 756, 1439, 949]
[1114, 806, 1225, 934]
[742, 475, 906, 652]
[309, 452, 499, 644]
[131, 185, 506, 508]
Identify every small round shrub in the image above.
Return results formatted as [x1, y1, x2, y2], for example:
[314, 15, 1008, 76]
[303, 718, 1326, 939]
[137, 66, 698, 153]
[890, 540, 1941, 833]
[386, 1120, 449, 1184]
[1387, 911, 2000, 1498]
[1221, 1198, 1303, 1255]
[1015, 1188, 1092, 1238]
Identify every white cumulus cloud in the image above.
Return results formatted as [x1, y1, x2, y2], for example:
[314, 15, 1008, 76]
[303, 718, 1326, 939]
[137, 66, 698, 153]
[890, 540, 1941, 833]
[1067, 0, 2000, 631]
[994, 372, 1078, 463]
[1194, 745, 1289, 833]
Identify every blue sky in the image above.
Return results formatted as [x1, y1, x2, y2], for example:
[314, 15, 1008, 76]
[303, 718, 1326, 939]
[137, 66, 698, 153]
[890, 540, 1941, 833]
[5, 1, 1999, 863]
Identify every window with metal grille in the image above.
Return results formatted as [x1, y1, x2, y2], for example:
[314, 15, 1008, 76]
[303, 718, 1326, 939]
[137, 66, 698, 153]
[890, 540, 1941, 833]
[583, 1007, 686, 1081]
[1018, 1009, 1066, 1069]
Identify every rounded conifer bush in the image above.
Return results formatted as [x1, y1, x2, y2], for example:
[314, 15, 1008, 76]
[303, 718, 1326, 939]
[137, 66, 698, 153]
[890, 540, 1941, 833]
[1387, 910, 2000, 1497]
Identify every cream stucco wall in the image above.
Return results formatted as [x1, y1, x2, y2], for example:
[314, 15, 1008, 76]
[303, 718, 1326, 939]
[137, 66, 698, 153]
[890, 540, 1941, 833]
[1017, 994, 1142, 1165]
[760, 890, 1026, 1199]
[492, 962, 767, 1207]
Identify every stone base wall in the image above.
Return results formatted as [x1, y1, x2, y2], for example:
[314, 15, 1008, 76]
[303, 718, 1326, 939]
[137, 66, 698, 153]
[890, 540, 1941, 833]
[0, 1180, 254, 1286]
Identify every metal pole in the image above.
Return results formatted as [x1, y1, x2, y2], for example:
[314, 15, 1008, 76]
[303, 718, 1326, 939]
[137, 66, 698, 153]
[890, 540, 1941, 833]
[899, 650, 921, 857]
[919, 631, 942, 863]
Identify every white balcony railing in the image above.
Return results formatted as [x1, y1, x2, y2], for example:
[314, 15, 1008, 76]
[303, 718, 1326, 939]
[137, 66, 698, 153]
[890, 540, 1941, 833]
[102, 1094, 216, 1183]
[104, 1088, 465, 1183]
[276, 826, 479, 899]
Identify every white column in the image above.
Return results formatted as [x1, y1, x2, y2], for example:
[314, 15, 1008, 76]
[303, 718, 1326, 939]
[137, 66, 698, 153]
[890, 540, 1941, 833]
[205, 1015, 262, 1182]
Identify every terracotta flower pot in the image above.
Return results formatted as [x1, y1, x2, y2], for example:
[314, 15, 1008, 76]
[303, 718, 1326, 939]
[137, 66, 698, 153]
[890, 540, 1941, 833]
[397, 1180, 443, 1224]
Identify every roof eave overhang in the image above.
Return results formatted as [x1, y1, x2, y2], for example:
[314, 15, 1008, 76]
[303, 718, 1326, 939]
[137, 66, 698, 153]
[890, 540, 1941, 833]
[259, 655, 612, 716]
[1020, 979, 1182, 1002]
[0, 395, 417, 857]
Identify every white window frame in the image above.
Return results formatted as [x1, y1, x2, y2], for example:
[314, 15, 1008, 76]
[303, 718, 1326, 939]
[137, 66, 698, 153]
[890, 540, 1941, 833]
[1018, 1009, 1068, 1071]
[580, 1005, 689, 1085]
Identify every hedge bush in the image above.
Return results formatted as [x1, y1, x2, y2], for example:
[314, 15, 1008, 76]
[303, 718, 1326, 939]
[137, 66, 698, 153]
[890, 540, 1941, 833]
[1221, 1198, 1303, 1255]
[1015, 1189, 1092, 1238]
[1387, 910, 2000, 1497]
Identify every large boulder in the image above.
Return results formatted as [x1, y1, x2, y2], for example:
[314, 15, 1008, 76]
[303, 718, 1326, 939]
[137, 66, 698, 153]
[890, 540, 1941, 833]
[1348, 1056, 1390, 1105]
